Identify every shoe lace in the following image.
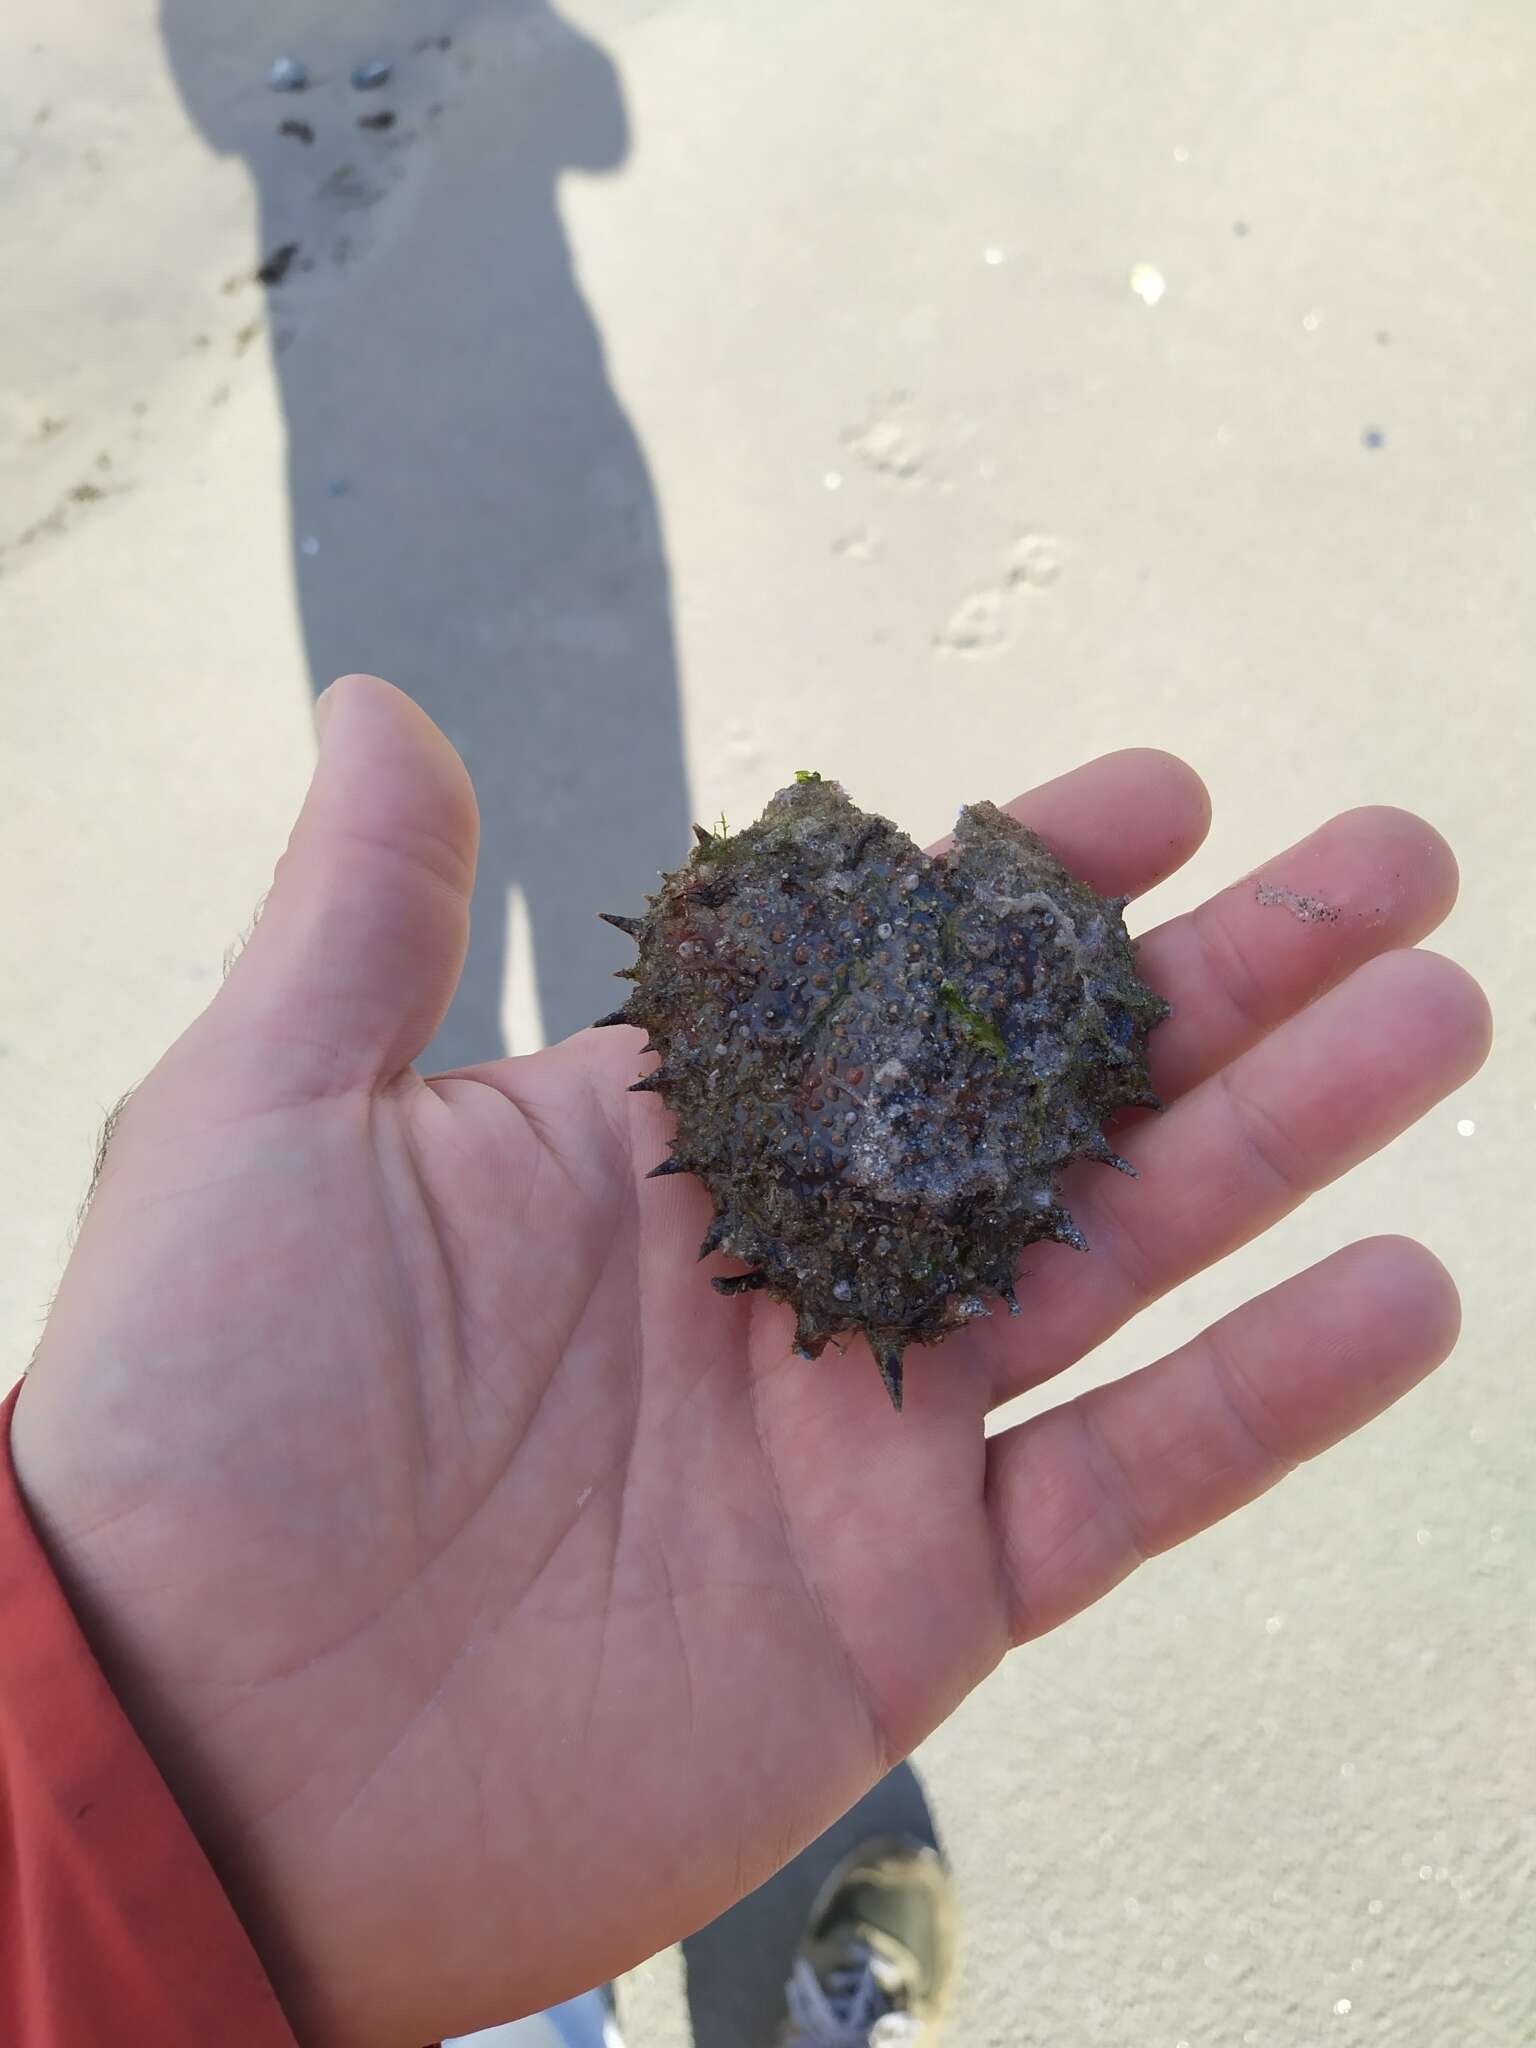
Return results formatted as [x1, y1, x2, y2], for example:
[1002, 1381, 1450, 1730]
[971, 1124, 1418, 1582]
[781, 1943, 919, 2047]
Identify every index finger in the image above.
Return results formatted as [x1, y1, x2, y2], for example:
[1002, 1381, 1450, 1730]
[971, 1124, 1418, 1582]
[926, 746, 1212, 900]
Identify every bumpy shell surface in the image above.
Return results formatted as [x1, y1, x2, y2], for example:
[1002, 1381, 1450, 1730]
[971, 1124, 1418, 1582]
[598, 777, 1168, 1408]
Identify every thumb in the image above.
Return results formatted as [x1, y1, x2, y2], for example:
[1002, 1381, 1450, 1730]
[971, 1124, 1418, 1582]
[197, 674, 479, 1101]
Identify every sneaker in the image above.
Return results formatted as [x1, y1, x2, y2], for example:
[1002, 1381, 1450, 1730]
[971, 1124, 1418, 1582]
[777, 1834, 955, 2047]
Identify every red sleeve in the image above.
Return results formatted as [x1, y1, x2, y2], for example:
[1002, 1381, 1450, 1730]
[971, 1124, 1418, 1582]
[0, 1382, 299, 2048]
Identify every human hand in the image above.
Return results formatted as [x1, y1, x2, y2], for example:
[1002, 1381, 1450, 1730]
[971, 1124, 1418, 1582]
[12, 677, 1489, 2048]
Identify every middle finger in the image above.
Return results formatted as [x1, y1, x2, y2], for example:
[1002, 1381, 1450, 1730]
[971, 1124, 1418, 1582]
[977, 945, 1490, 1408]
[1132, 805, 1459, 1109]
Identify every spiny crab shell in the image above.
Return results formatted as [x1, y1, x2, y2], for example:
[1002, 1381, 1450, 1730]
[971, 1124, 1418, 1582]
[597, 776, 1168, 1409]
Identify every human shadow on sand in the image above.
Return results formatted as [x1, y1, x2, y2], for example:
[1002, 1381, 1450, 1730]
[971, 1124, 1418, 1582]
[161, 0, 689, 1065]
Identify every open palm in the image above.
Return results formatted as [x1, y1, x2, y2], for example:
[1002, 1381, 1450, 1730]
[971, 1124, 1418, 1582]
[13, 678, 1489, 2048]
